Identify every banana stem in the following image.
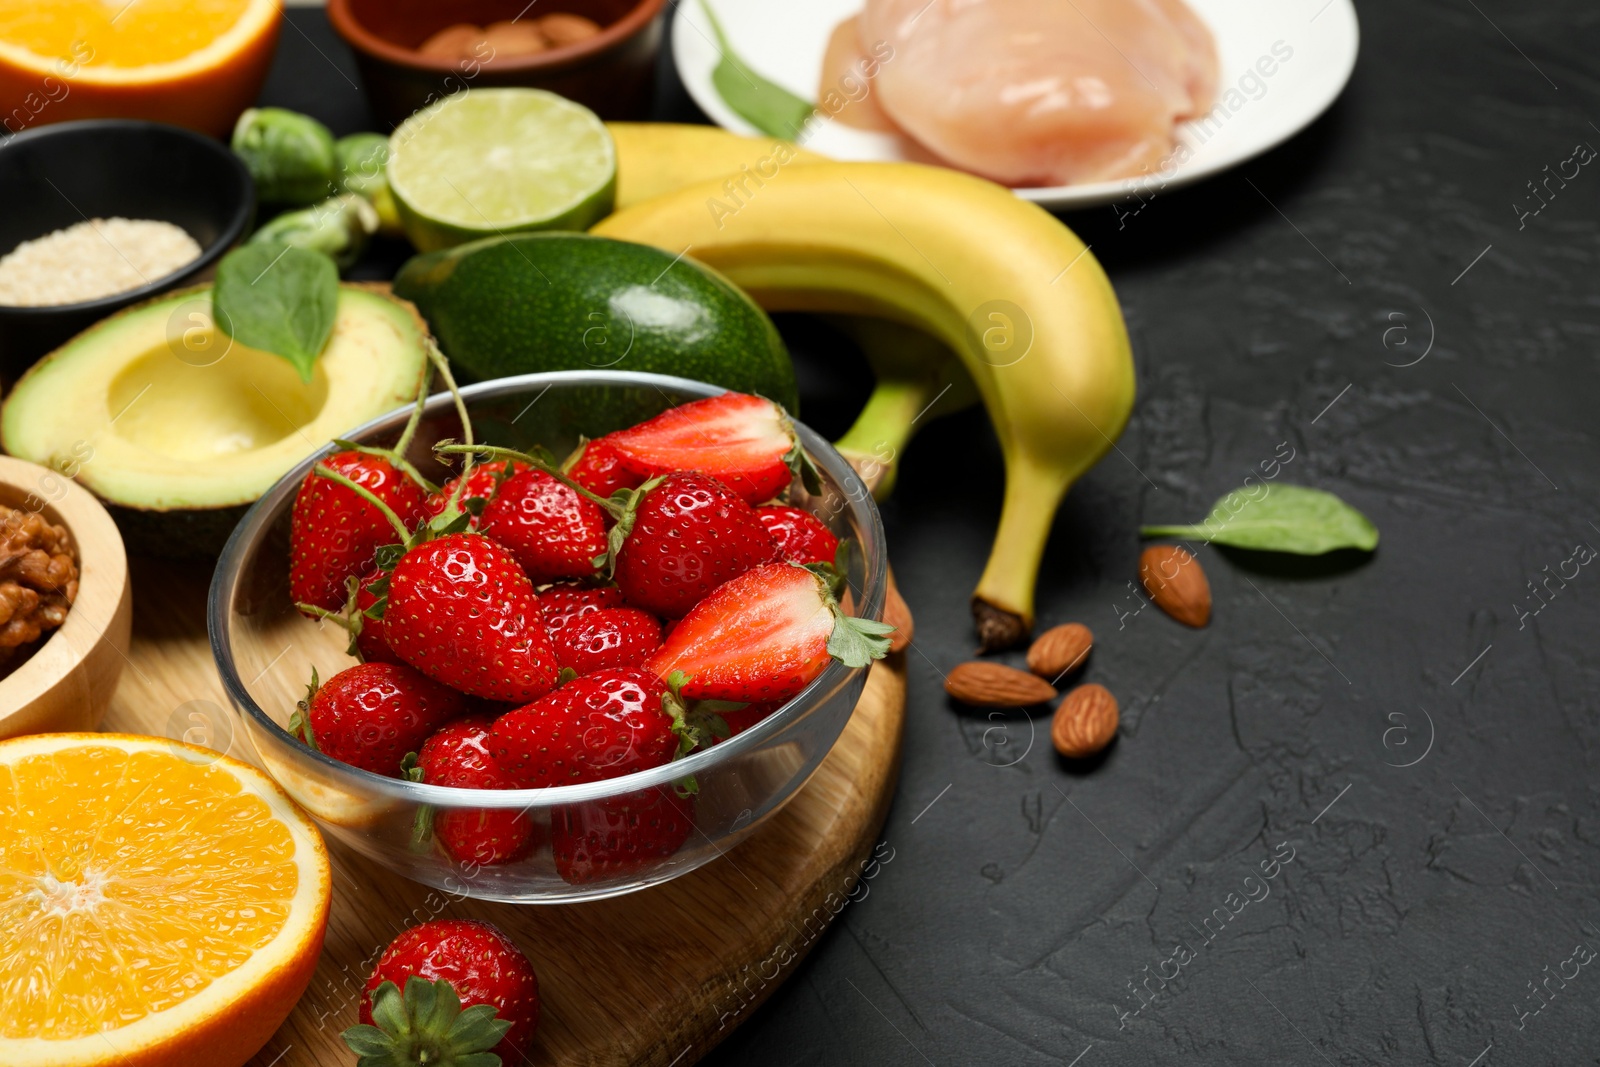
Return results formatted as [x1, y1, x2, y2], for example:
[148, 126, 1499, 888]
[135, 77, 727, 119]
[971, 452, 1074, 651]
[833, 377, 941, 498]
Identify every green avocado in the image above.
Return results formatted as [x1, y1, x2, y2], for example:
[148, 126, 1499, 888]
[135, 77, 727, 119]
[1, 284, 430, 558]
[392, 233, 799, 413]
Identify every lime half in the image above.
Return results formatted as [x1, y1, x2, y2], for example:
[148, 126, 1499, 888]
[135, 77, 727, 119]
[387, 88, 617, 252]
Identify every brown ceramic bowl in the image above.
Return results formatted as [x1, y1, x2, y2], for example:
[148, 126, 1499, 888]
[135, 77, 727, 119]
[327, 0, 666, 127]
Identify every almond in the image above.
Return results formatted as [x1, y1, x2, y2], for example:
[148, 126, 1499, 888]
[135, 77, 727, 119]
[885, 567, 914, 653]
[944, 661, 1057, 707]
[1139, 545, 1211, 628]
[1026, 622, 1093, 679]
[1052, 683, 1118, 758]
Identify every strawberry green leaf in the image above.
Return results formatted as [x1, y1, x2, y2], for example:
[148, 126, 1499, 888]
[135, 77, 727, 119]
[341, 977, 510, 1067]
[401, 752, 423, 783]
[289, 668, 321, 750]
[827, 615, 896, 668]
[784, 439, 824, 497]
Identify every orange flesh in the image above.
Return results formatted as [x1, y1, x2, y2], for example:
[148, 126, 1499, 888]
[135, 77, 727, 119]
[0, 745, 298, 1040]
[0, 0, 253, 67]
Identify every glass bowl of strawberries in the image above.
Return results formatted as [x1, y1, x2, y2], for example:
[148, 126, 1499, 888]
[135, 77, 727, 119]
[209, 366, 889, 902]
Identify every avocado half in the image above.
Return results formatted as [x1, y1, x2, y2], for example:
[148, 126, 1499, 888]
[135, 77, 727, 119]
[1, 283, 430, 558]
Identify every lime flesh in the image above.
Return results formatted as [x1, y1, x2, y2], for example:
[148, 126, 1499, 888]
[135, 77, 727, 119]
[387, 88, 617, 251]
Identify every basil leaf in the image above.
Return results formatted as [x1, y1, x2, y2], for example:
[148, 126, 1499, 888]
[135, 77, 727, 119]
[701, 0, 814, 139]
[1140, 484, 1378, 555]
[212, 242, 338, 382]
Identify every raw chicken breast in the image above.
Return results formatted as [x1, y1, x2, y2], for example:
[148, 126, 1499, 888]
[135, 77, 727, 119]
[859, 0, 1218, 186]
[817, 15, 899, 132]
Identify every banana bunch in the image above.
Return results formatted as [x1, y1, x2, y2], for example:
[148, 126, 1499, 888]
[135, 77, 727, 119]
[600, 125, 1135, 650]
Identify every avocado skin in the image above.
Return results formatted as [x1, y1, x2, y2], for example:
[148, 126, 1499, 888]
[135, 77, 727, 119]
[107, 502, 249, 561]
[393, 233, 799, 414]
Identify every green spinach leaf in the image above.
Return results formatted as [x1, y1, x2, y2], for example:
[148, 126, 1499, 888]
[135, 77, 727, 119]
[1141, 484, 1378, 554]
[212, 243, 338, 382]
[701, 0, 815, 139]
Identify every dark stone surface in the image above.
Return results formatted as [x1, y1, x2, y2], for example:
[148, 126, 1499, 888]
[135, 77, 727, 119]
[268, 4, 1600, 1063]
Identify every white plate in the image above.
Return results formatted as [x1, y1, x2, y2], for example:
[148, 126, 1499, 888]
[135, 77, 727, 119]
[673, 0, 1359, 211]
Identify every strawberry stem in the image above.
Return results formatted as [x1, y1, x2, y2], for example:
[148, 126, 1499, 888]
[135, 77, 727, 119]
[295, 600, 359, 635]
[311, 465, 413, 542]
[424, 339, 477, 517]
[331, 440, 439, 497]
[436, 443, 623, 516]
[392, 360, 433, 462]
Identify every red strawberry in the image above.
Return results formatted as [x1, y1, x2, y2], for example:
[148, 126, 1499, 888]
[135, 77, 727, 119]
[540, 582, 625, 630]
[552, 787, 695, 885]
[423, 458, 529, 523]
[489, 668, 678, 787]
[407, 716, 534, 866]
[756, 504, 840, 565]
[352, 569, 399, 665]
[566, 436, 645, 498]
[550, 606, 662, 674]
[606, 392, 802, 504]
[711, 701, 780, 742]
[613, 472, 779, 618]
[289, 662, 466, 777]
[349, 919, 539, 1062]
[477, 468, 608, 584]
[385, 533, 561, 704]
[645, 563, 893, 703]
[290, 451, 428, 613]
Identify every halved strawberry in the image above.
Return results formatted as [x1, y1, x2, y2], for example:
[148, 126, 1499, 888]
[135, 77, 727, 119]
[605, 392, 813, 505]
[644, 563, 894, 703]
[565, 436, 646, 498]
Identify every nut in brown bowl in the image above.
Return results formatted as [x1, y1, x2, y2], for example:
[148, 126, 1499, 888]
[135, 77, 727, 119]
[0, 455, 132, 739]
[327, 0, 667, 127]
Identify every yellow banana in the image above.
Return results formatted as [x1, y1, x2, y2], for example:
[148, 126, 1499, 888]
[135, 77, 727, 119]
[827, 316, 978, 499]
[593, 162, 1135, 649]
[608, 123, 980, 500]
[608, 122, 826, 211]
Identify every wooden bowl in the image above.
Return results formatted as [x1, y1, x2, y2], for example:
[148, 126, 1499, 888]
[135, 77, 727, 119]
[326, 0, 666, 126]
[0, 455, 132, 738]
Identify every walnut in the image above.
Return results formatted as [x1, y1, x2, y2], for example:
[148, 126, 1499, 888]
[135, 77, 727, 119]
[0, 505, 78, 652]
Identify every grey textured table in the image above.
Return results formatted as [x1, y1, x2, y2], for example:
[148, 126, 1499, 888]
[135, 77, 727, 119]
[265, 3, 1600, 1063]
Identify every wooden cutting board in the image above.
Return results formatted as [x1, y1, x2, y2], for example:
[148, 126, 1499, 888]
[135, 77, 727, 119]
[102, 555, 906, 1067]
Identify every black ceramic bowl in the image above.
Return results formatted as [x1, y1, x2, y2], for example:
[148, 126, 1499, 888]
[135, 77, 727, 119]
[0, 120, 254, 377]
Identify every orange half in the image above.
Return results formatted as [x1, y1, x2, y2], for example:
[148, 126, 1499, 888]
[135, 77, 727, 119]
[0, 0, 281, 137]
[0, 733, 331, 1067]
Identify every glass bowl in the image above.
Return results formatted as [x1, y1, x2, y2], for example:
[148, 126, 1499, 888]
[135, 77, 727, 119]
[208, 371, 886, 903]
